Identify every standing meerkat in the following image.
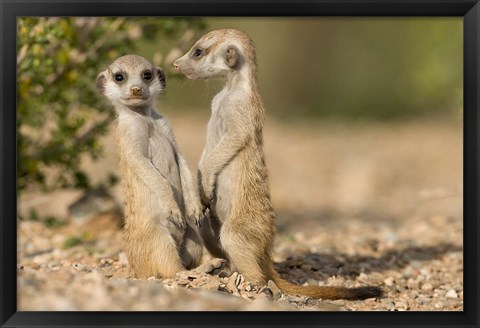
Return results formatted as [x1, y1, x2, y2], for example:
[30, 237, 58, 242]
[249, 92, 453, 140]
[173, 29, 383, 300]
[97, 55, 203, 279]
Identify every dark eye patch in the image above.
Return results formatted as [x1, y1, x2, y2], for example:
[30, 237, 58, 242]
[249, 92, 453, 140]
[143, 70, 152, 81]
[193, 48, 203, 57]
[114, 72, 125, 82]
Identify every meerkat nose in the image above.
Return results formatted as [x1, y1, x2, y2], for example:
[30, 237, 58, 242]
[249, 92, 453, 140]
[131, 86, 142, 95]
[173, 62, 179, 70]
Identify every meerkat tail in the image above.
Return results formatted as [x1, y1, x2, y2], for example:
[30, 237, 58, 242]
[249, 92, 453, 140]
[269, 268, 383, 300]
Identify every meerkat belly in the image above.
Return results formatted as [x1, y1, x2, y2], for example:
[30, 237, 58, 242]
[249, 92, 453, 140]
[148, 132, 184, 208]
[203, 111, 235, 220]
[215, 158, 239, 221]
[119, 162, 156, 231]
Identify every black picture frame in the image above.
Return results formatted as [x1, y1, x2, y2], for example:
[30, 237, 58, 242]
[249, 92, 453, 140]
[1, 1, 478, 327]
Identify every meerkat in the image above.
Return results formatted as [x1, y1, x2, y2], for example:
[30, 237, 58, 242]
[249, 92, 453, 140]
[96, 54, 204, 279]
[173, 29, 383, 300]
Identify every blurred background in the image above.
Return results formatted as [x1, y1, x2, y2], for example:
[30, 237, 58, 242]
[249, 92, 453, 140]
[17, 16, 462, 220]
[165, 18, 463, 121]
[17, 17, 463, 311]
[17, 17, 463, 256]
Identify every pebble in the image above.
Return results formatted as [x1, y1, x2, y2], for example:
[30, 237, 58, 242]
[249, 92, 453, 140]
[287, 295, 309, 305]
[445, 289, 458, 299]
[72, 263, 91, 272]
[117, 252, 129, 265]
[267, 280, 283, 301]
[421, 283, 433, 291]
[226, 274, 240, 296]
[414, 297, 431, 305]
[383, 277, 395, 287]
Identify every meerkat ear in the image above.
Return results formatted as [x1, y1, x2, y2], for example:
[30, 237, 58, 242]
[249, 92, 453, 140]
[156, 67, 166, 87]
[226, 46, 239, 68]
[96, 72, 106, 94]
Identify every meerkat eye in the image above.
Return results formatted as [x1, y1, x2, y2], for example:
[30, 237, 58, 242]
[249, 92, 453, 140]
[193, 48, 203, 57]
[114, 73, 124, 82]
[143, 71, 152, 81]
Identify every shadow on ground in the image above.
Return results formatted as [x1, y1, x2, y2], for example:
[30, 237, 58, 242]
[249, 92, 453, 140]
[275, 242, 462, 281]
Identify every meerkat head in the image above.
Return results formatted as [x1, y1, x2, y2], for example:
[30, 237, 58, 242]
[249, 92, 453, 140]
[173, 29, 256, 80]
[96, 55, 166, 111]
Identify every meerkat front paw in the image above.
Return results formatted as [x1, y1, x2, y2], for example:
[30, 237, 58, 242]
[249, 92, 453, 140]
[164, 204, 186, 230]
[197, 169, 213, 207]
[202, 183, 215, 206]
[198, 169, 215, 206]
[186, 201, 204, 227]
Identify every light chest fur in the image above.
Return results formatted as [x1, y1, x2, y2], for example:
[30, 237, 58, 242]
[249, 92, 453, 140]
[117, 111, 184, 223]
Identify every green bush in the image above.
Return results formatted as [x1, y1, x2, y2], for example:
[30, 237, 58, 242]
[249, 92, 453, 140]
[17, 17, 206, 192]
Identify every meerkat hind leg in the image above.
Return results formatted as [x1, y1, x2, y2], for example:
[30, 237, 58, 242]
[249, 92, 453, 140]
[220, 224, 268, 284]
[135, 231, 185, 279]
[180, 225, 203, 269]
[195, 258, 227, 275]
[200, 212, 229, 259]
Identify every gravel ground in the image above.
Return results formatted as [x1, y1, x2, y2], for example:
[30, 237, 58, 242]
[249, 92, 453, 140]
[18, 115, 463, 311]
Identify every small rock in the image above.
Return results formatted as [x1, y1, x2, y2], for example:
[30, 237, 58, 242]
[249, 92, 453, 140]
[419, 268, 430, 276]
[72, 263, 91, 272]
[445, 289, 458, 299]
[287, 295, 309, 305]
[235, 273, 244, 287]
[258, 286, 273, 300]
[394, 301, 409, 310]
[407, 278, 419, 289]
[226, 273, 240, 296]
[358, 272, 368, 281]
[383, 277, 395, 287]
[421, 283, 433, 291]
[267, 280, 282, 301]
[117, 252, 129, 265]
[383, 301, 396, 311]
[99, 258, 113, 267]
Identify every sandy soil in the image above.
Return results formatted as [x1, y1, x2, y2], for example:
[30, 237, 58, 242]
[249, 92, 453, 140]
[17, 114, 463, 311]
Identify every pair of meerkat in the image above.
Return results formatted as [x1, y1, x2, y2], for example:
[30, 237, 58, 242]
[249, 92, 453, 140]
[173, 28, 383, 300]
[97, 55, 205, 279]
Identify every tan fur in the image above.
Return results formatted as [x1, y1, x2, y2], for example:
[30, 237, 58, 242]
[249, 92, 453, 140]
[97, 55, 203, 279]
[174, 29, 383, 300]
